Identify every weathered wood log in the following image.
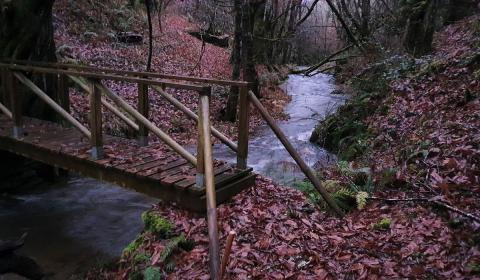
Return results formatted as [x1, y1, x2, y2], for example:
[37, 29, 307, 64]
[187, 30, 230, 48]
[117, 32, 143, 44]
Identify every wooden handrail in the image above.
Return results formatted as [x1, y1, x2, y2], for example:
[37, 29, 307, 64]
[0, 63, 207, 92]
[198, 91, 221, 279]
[95, 82, 197, 165]
[0, 59, 250, 87]
[151, 85, 238, 153]
[247, 90, 344, 217]
[0, 101, 12, 119]
[13, 72, 92, 139]
[68, 75, 139, 131]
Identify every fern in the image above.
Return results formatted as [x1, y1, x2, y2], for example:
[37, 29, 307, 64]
[356, 191, 369, 210]
[159, 234, 191, 263]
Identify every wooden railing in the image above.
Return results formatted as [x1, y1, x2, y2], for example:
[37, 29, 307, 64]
[0, 60, 253, 279]
[0, 60, 343, 279]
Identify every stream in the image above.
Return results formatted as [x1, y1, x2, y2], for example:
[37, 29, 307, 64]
[0, 72, 345, 279]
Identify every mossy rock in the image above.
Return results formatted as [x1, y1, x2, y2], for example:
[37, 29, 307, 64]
[142, 211, 173, 237]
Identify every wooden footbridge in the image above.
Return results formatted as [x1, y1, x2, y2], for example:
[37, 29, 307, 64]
[0, 60, 256, 212]
[0, 59, 342, 279]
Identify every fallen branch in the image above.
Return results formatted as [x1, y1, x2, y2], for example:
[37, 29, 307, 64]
[293, 44, 353, 76]
[369, 196, 480, 224]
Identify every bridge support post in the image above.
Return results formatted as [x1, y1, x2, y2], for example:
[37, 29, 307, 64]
[137, 82, 149, 146]
[57, 74, 70, 127]
[90, 81, 103, 160]
[237, 86, 249, 169]
[196, 89, 205, 188]
[7, 71, 23, 138]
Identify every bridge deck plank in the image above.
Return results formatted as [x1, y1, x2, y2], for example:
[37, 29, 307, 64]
[0, 116, 255, 211]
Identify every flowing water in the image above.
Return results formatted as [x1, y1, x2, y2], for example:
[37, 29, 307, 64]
[213, 72, 346, 185]
[0, 72, 344, 279]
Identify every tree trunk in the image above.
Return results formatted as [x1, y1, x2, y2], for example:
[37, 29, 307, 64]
[223, 0, 242, 122]
[403, 0, 439, 57]
[242, 0, 260, 98]
[0, 0, 58, 120]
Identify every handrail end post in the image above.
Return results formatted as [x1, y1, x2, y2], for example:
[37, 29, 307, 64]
[236, 86, 249, 170]
[12, 126, 23, 138]
[195, 173, 205, 188]
[91, 146, 104, 160]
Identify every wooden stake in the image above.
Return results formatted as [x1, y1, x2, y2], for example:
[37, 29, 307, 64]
[220, 231, 236, 278]
[248, 91, 344, 217]
[7, 71, 22, 137]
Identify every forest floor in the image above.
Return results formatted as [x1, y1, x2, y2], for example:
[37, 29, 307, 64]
[53, 0, 290, 147]
[83, 15, 480, 280]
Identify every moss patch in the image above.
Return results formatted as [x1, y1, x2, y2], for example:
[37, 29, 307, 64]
[142, 211, 173, 237]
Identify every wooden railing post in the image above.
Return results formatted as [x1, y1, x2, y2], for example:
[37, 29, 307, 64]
[237, 85, 249, 169]
[90, 80, 103, 159]
[57, 74, 70, 126]
[137, 81, 149, 146]
[7, 71, 22, 137]
[196, 94, 205, 188]
[199, 86, 221, 279]
[1, 69, 8, 107]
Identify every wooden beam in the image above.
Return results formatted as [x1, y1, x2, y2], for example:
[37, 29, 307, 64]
[196, 97, 205, 188]
[13, 72, 91, 139]
[0, 101, 12, 119]
[0, 63, 207, 92]
[248, 91, 344, 217]
[199, 90, 221, 279]
[68, 75, 139, 132]
[7, 71, 22, 137]
[95, 82, 197, 166]
[90, 80, 103, 159]
[0, 59, 250, 87]
[151, 85, 238, 153]
[137, 82, 149, 146]
[237, 86, 249, 169]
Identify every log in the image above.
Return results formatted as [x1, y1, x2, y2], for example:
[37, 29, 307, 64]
[187, 30, 230, 48]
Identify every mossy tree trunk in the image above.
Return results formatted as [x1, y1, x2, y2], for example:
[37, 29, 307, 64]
[0, 0, 58, 120]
